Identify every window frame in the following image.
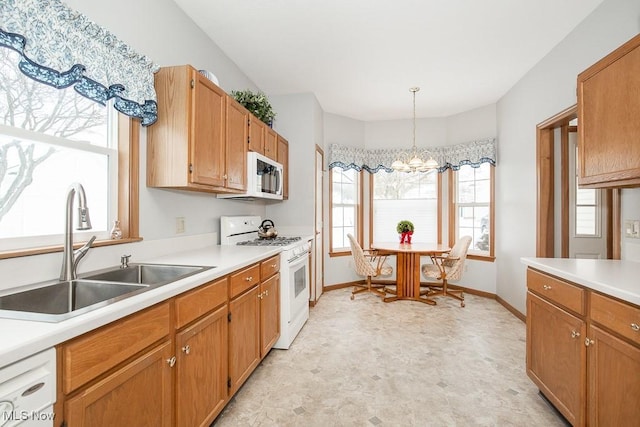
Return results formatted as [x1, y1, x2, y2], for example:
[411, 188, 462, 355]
[0, 116, 141, 259]
[448, 165, 495, 262]
[328, 168, 363, 257]
[369, 171, 442, 246]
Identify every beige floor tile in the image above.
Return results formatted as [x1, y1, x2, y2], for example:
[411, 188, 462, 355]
[213, 288, 568, 426]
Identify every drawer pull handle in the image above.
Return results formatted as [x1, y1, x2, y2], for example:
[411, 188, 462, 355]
[271, 264, 277, 268]
[245, 276, 253, 282]
[167, 356, 177, 367]
[631, 323, 640, 332]
[542, 285, 552, 290]
[182, 345, 191, 355]
[571, 330, 580, 338]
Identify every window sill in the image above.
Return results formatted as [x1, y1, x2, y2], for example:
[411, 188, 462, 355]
[467, 253, 495, 262]
[0, 237, 143, 260]
[329, 251, 352, 258]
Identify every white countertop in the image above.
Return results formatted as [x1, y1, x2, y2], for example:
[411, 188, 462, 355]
[521, 257, 640, 306]
[0, 244, 281, 369]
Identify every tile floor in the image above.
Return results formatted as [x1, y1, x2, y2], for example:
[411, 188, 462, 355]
[213, 288, 569, 426]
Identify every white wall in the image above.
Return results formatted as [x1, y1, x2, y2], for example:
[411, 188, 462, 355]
[495, 0, 640, 314]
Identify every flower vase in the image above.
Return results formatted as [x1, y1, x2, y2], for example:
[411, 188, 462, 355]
[407, 231, 413, 244]
[400, 232, 410, 243]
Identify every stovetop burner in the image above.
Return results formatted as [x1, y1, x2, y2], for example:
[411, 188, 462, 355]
[236, 236, 302, 247]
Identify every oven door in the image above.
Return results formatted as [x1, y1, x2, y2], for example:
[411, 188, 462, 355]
[287, 251, 309, 322]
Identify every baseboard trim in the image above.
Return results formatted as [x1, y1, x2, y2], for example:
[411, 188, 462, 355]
[496, 295, 526, 322]
[323, 280, 526, 323]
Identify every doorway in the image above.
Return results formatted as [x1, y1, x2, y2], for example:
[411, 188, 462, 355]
[536, 105, 620, 259]
[311, 145, 324, 304]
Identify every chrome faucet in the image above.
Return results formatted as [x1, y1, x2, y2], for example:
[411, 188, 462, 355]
[60, 183, 96, 281]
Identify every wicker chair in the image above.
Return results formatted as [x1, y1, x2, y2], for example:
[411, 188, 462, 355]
[347, 234, 393, 300]
[421, 236, 472, 307]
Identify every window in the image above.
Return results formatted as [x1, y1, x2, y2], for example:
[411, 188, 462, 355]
[329, 168, 361, 254]
[371, 171, 439, 243]
[450, 163, 494, 258]
[0, 48, 138, 256]
[575, 181, 600, 237]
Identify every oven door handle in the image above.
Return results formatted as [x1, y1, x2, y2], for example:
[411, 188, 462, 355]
[288, 251, 309, 265]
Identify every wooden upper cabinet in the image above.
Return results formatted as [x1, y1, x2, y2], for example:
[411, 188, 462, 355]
[277, 135, 289, 199]
[577, 33, 640, 188]
[264, 127, 278, 161]
[248, 114, 265, 155]
[225, 97, 248, 191]
[147, 65, 246, 193]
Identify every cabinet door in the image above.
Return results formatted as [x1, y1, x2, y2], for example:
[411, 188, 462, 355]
[577, 34, 640, 187]
[260, 273, 280, 357]
[225, 97, 248, 191]
[65, 341, 173, 427]
[229, 285, 260, 394]
[191, 72, 226, 187]
[248, 114, 265, 154]
[588, 325, 640, 426]
[264, 127, 278, 161]
[176, 304, 228, 427]
[527, 292, 586, 426]
[277, 135, 289, 200]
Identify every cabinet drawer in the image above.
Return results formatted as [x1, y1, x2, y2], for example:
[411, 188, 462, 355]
[527, 269, 585, 315]
[229, 263, 261, 299]
[62, 302, 171, 394]
[591, 292, 640, 346]
[175, 277, 228, 329]
[260, 255, 280, 280]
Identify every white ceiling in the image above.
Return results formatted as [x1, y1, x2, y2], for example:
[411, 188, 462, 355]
[173, 0, 604, 121]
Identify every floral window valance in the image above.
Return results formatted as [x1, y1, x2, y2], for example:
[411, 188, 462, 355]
[328, 138, 497, 173]
[0, 0, 159, 125]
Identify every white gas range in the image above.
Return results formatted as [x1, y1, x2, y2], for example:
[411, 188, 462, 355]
[220, 216, 311, 349]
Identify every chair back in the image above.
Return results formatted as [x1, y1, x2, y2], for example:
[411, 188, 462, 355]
[347, 234, 376, 276]
[444, 236, 472, 281]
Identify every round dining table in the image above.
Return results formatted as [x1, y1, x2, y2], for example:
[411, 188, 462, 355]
[371, 242, 450, 304]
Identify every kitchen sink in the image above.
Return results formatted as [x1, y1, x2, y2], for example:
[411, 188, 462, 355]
[0, 263, 214, 322]
[83, 263, 208, 285]
[0, 280, 149, 322]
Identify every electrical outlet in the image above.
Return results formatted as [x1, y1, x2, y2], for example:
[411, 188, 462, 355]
[176, 217, 185, 234]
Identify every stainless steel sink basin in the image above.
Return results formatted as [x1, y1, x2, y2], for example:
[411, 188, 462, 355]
[83, 263, 208, 285]
[0, 263, 214, 322]
[0, 280, 148, 322]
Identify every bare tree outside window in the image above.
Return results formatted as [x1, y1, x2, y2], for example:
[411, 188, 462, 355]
[0, 48, 106, 223]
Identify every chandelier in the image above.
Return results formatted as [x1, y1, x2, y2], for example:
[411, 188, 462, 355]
[391, 87, 438, 172]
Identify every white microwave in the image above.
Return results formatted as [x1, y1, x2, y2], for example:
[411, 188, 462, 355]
[218, 152, 283, 200]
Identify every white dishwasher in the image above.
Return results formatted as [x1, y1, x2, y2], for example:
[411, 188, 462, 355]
[0, 348, 56, 427]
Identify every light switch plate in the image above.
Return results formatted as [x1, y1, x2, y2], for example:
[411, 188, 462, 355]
[176, 217, 185, 234]
[624, 220, 640, 238]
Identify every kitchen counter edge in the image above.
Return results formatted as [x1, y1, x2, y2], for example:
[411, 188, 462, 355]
[520, 257, 640, 306]
[0, 245, 281, 369]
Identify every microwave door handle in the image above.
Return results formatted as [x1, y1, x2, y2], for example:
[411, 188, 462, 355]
[277, 167, 283, 195]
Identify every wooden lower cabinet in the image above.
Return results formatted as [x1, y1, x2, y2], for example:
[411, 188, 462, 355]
[527, 267, 640, 426]
[527, 291, 586, 426]
[228, 284, 261, 395]
[175, 304, 228, 427]
[588, 326, 640, 426]
[65, 341, 173, 427]
[260, 272, 280, 356]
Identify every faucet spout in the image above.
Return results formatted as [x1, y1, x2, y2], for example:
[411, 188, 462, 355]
[60, 183, 95, 281]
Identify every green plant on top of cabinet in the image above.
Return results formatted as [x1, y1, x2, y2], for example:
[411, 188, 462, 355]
[147, 65, 247, 193]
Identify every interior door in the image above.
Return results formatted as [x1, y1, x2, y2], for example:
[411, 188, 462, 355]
[313, 146, 324, 303]
[568, 130, 607, 259]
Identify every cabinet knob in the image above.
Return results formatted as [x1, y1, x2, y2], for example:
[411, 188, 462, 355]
[584, 338, 595, 347]
[631, 323, 640, 332]
[257, 292, 263, 300]
[264, 289, 269, 296]
[245, 276, 253, 282]
[223, 174, 228, 180]
[542, 285, 552, 290]
[166, 356, 177, 367]
[571, 330, 581, 338]
[182, 345, 191, 355]
[271, 263, 277, 268]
